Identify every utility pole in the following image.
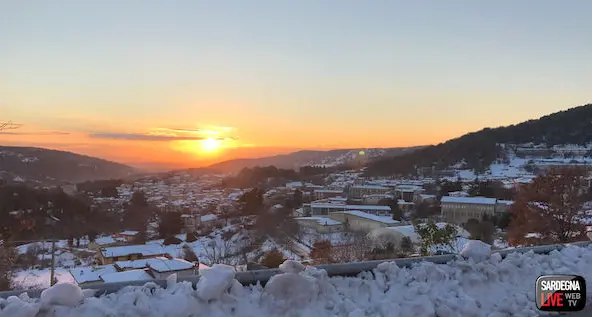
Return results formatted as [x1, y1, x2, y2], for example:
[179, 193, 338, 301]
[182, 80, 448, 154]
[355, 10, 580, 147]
[46, 210, 61, 287]
[49, 240, 56, 286]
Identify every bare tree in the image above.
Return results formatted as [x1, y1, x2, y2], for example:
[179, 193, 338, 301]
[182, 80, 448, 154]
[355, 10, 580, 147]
[0, 246, 16, 291]
[509, 166, 590, 246]
[202, 237, 236, 266]
[330, 231, 373, 262]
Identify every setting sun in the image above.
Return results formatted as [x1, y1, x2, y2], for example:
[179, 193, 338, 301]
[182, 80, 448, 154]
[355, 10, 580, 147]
[200, 138, 221, 152]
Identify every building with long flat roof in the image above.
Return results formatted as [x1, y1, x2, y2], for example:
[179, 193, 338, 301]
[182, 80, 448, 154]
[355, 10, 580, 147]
[440, 196, 512, 225]
[302, 200, 392, 217]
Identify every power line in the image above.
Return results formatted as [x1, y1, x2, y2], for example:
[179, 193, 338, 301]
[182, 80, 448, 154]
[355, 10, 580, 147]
[0, 121, 21, 131]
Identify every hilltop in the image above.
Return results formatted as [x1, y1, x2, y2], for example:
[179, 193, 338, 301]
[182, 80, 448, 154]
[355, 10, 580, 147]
[0, 146, 136, 186]
[365, 103, 592, 176]
[208, 147, 424, 173]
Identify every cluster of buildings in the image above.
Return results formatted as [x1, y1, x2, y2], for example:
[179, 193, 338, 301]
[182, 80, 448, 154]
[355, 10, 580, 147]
[71, 234, 211, 287]
[286, 169, 518, 241]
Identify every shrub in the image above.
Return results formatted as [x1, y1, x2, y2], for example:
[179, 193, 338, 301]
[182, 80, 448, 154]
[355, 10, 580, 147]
[182, 244, 199, 263]
[163, 237, 183, 245]
[260, 249, 285, 268]
[185, 232, 198, 243]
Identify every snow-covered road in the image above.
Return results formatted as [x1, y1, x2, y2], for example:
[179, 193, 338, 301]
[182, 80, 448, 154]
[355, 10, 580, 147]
[2, 243, 592, 317]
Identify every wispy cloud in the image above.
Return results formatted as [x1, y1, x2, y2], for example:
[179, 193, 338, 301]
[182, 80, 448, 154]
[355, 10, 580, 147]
[0, 131, 70, 135]
[88, 126, 238, 142]
[88, 133, 208, 141]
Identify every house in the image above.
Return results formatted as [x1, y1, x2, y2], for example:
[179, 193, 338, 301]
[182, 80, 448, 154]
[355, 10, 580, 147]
[394, 185, 423, 202]
[114, 257, 197, 280]
[148, 258, 197, 279]
[113, 231, 140, 243]
[327, 210, 400, 232]
[440, 196, 500, 225]
[294, 217, 344, 233]
[97, 244, 171, 265]
[100, 269, 154, 284]
[88, 236, 122, 251]
[69, 265, 117, 287]
[200, 214, 219, 229]
[72, 258, 203, 286]
[181, 214, 199, 232]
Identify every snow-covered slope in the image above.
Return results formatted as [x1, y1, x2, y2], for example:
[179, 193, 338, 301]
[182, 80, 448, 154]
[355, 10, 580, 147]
[4, 244, 592, 317]
[208, 147, 423, 173]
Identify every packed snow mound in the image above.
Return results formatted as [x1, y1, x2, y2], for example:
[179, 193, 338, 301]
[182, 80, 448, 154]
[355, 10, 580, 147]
[40, 283, 84, 307]
[278, 260, 306, 274]
[460, 240, 492, 263]
[0, 296, 39, 317]
[195, 264, 236, 302]
[4, 245, 592, 316]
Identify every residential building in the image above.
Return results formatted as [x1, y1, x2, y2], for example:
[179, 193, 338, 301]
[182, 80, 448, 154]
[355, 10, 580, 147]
[348, 185, 392, 201]
[88, 236, 123, 251]
[69, 265, 117, 287]
[100, 269, 154, 284]
[113, 231, 140, 243]
[394, 185, 423, 202]
[71, 260, 208, 286]
[181, 214, 199, 232]
[97, 244, 171, 265]
[302, 200, 392, 217]
[200, 213, 219, 229]
[440, 196, 507, 224]
[327, 210, 400, 232]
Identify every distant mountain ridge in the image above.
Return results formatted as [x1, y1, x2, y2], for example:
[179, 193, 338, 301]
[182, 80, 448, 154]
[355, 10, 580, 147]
[208, 146, 425, 173]
[364, 103, 592, 176]
[0, 146, 136, 186]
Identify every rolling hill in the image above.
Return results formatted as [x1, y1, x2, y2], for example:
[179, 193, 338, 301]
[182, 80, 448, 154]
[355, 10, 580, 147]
[364, 103, 592, 176]
[0, 146, 136, 186]
[207, 146, 425, 173]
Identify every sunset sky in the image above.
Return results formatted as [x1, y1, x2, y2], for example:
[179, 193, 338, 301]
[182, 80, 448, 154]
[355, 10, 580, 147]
[1, 1, 591, 170]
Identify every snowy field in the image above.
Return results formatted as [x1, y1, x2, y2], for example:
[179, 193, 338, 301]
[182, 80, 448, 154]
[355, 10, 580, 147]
[3, 242, 592, 317]
[14, 269, 75, 290]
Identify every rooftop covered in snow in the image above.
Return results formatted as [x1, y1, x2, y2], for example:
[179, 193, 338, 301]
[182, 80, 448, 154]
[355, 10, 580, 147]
[294, 216, 343, 226]
[341, 210, 399, 224]
[99, 269, 154, 284]
[440, 196, 497, 205]
[100, 244, 171, 258]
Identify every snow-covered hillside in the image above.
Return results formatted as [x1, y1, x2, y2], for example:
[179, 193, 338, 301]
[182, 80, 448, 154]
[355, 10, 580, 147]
[444, 143, 592, 182]
[208, 147, 422, 173]
[4, 243, 592, 317]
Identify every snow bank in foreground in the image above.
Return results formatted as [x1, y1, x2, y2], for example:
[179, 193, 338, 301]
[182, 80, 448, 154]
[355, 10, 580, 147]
[3, 243, 592, 317]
